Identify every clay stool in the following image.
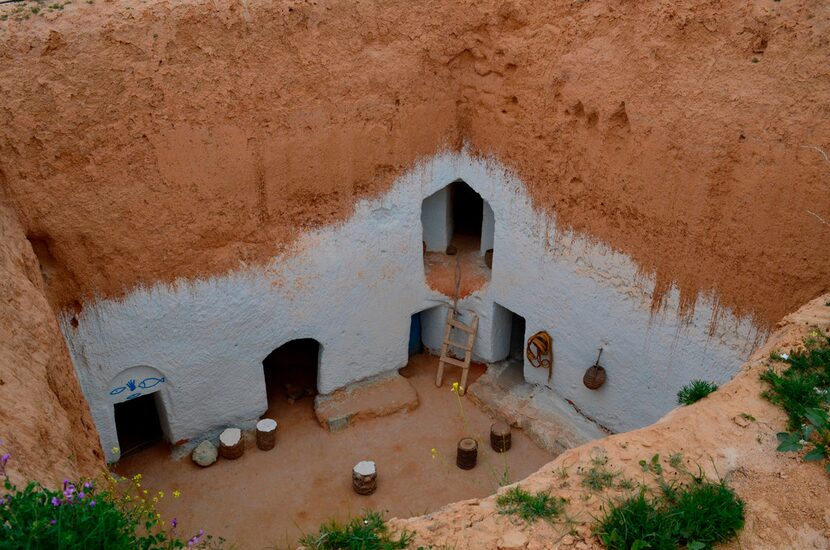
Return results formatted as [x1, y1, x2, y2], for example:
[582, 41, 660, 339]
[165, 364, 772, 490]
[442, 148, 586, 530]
[352, 460, 377, 495]
[256, 418, 278, 451]
[456, 438, 478, 470]
[218, 428, 244, 460]
[490, 421, 512, 453]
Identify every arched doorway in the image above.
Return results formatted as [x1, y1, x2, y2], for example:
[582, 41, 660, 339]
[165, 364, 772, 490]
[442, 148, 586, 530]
[262, 339, 321, 414]
[109, 366, 168, 457]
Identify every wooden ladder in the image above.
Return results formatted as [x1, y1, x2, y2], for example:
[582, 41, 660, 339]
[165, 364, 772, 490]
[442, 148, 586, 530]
[435, 307, 479, 395]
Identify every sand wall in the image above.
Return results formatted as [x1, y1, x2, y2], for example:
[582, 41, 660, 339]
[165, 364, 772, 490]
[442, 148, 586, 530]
[0, 0, 827, 328]
[0, 200, 102, 485]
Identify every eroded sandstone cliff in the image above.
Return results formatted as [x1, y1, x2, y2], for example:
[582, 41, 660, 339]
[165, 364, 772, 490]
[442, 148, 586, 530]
[0, 199, 102, 485]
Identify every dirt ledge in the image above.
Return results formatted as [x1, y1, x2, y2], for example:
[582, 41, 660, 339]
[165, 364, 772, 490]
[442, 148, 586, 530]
[392, 294, 830, 550]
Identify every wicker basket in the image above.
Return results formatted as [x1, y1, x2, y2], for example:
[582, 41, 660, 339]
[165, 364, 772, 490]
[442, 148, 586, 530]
[583, 365, 607, 390]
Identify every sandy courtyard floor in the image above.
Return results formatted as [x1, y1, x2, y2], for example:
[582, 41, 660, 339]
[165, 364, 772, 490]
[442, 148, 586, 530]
[115, 354, 553, 549]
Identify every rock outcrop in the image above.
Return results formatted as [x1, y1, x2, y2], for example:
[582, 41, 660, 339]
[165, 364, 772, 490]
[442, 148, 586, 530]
[0, 199, 102, 485]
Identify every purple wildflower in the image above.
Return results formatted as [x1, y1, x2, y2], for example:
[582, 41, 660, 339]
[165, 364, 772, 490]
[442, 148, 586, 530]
[89, 500, 96, 507]
[79, 492, 85, 499]
[1, 454, 9, 465]
[51, 497, 60, 507]
[50, 519, 56, 525]
[171, 518, 178, 528]
[83, 481, 92, 489]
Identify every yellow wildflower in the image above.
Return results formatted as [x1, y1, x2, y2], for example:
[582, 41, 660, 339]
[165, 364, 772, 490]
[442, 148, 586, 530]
[158, 491, 164, 498]
[430, 448, 437, 459]
[173, 490, 181, 498]
[111, 446, 120, 454]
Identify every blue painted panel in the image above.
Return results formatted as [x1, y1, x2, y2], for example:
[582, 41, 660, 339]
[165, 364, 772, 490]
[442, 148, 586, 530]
[408, 313, 422, 356]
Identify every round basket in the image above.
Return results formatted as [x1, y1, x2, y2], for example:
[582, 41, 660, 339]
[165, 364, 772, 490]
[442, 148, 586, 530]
[583, 365, 607, 390]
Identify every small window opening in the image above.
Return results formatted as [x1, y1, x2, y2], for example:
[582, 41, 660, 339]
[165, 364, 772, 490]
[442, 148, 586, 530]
[114, 393, 165, 457]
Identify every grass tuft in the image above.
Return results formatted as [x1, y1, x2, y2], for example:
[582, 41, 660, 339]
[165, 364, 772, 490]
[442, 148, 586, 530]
[496, 486, 565, 524]
[595, 490, 675, 550]
[299, 511, 412, 550]
[581, 461, 618, 491]
[676, 380, 719, 406]
[595, 480, 744, 550]
[670, 481, 745, 548]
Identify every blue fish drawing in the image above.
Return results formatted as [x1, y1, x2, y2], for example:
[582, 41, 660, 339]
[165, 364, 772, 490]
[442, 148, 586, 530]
[138, 377, 165, 389]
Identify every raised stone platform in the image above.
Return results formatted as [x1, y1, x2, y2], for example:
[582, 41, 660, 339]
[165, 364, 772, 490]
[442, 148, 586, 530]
[467, 359, 606, 455]
[314, 372, 419, 432]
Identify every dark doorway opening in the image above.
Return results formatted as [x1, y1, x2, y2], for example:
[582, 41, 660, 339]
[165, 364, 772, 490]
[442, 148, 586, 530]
[408, 313, 423, 356]
[509, 312, 527, 362]
[114, 393, 164, 457]
[262, 339, 320, 411]
[450, 180, 484, 242]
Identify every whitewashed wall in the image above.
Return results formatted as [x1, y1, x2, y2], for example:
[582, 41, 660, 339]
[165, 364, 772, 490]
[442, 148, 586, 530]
[60, 151, 761, 462]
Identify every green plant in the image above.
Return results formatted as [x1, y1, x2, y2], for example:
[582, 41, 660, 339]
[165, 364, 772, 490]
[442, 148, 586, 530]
[762, 333, 830, 474]
[580, 456, 618, 492]
[616, 478, 636, 491]
[595, 490, 675, 550]
[668, 453, 684, 469]
[638, 454, 663, 476]
[581, 465, 617, 491]
[299, 511, 412, 550]
[0, 453, 212, 549]
[677, 380, 719, 405]
[670, 481, 745, 548]
[495, 486, 565, 524]
[595, 480, 744, 550]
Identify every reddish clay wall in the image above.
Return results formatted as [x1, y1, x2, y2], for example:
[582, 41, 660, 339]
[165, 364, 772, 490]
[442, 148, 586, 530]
[0, 198, 102, 485]
[0, 0, 828, 327]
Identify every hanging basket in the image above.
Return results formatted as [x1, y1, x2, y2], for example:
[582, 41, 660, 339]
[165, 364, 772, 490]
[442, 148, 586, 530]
[583, 347, 606, 390]
[583, 365, 606, 390]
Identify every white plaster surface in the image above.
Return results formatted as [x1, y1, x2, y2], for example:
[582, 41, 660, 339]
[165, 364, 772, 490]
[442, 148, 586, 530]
[256, 418, 277, 432]
[421, 185, 451, 251]
[219, 428, 241, 446]
[481, 201, 495, 256]
[354, 461, 376, 476]
[60, 150, 763, 463]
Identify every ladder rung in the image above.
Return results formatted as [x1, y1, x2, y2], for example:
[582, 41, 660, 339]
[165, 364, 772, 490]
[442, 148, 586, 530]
[444, 339, 472, 352]
[440, 356, 468, 369]
[449, 318, 475, 333]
